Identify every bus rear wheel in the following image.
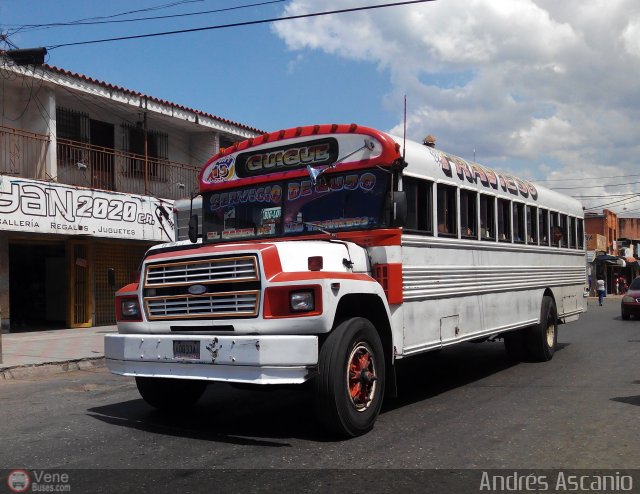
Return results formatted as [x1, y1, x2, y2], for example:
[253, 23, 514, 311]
[135, 377, 208, 412]
[314, 317, 385, 438]
[526, 295, 557, 362]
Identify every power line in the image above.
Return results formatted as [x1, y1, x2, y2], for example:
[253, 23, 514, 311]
[47, 0, 436, 49]
[7, 0, 286, 33]
[550, 180, 640, 191]
[537, 172, 640, 183]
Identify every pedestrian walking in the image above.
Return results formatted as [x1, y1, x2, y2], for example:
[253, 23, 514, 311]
[596, 277, 606, 306]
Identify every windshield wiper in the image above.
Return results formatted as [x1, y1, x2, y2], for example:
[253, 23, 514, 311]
[307, 137, 375, 185]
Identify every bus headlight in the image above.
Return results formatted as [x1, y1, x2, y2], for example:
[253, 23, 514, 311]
[290, 291, 315, 312]
[118, 298, 142, 321]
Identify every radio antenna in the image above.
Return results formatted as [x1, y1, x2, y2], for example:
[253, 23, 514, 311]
[403, 94, 407, 162]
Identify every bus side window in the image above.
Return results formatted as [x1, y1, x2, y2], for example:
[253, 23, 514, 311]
[460, 189, 477, 238]
[570, 217, 577, 249]
[550, 212, 561, 247]
[560, 214, 569, 248]
[480, 194, 495, 241]
[539, 209, 549, 245]
[513, 202, 525, 243]
[437, 183, 457, 236]
[497, 198, 511, 242]
[404, 177, 433, 234]
[527, 205, 538, 244]
[577, 218, 584, 249]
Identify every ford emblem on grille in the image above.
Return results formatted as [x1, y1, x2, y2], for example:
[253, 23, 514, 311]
[188, 284, 208, 295]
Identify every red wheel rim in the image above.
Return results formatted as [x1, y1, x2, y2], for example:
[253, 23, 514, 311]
[347, 342, 378, 411]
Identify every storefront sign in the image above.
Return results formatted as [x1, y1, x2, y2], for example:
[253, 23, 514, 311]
[0, 176, 174, 242]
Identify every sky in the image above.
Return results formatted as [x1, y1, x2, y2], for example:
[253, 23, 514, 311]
[1, 0, 640, 215]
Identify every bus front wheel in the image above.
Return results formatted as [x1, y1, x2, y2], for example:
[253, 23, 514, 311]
[314, 317, 385, 438]
[135, 376, 208, 412]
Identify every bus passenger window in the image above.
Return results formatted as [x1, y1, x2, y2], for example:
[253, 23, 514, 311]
[539, 209, 549, 245]
[559, 214, 568, 248]
[577, 219, 584, 249]
[550, 212, 561, 247]
[404, 177, 433, 234]
[527, 206, 538, 244]
[569, 217, 577, 249]
[480, 194, 495, 240]
[497, 199, 511, 242]
[437, 184, 457, 236]
[513, 202, 525, 243]
[460, 189, 477, 238]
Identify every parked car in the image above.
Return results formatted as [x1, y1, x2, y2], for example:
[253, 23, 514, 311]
[621, 277, 640, 320]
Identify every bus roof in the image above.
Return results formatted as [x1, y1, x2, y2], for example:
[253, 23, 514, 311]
[198, 123, 583, 217]
[395, 134, 584, 217]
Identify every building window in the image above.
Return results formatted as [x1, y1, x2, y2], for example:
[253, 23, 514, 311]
[436, 183, 456, 236]
[404, 176, 433, 234]
[460, 189, 477, 239]
[123, 124, 168, 179]
[480, 194, 495, 241]
[56, 107, 89, 142]
[497, 198, 511, 242]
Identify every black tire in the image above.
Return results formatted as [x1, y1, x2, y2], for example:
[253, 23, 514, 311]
[135, 377, 207, 412]
[503, 329, 527, 361]
[314, 317, 385, 438]
[526, 295, 557, 362]
[622, 310, 630, 321]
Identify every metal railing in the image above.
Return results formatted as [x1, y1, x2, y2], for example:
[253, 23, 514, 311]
[0, 125, 201, 201]
[57, 138, 201, 200]
[0, 125, 50, 179]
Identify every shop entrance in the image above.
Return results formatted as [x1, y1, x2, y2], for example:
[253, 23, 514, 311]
[9, 243, 67, 331]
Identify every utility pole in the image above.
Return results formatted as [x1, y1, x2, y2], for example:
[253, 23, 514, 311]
[143, 110, 149, 196]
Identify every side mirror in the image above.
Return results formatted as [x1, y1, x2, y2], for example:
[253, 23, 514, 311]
[188, 214, 199, 244]
[388, 191, 407, 227]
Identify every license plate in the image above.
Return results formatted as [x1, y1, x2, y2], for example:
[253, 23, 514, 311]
[173, 340, 200, 360]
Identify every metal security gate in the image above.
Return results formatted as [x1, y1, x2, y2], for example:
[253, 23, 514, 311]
[94, 242, 151, 326]
[68, 241, 92, 328]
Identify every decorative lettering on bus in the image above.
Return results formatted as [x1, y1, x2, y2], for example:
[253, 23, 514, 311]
[287, 172, 376, 201]
[434, 150, 538, 200]
[209, 185, 283, 211]
[235, 138, 339, 177]
[204, 156, 235, 183]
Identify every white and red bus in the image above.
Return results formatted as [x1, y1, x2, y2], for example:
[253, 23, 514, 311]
[106, 123, 586, 437]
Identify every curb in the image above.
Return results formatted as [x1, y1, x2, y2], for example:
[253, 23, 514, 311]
[0, 357, 105, 381]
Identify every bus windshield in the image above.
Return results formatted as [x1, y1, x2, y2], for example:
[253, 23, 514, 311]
[202, 169, 389, 242]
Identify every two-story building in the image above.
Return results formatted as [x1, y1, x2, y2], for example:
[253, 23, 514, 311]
[0, 54, 261, 331]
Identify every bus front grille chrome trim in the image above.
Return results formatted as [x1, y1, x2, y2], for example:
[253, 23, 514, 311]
[143, 255, 261, 320]
[145, 290, 260, 320]
[144, 256, 259, 287]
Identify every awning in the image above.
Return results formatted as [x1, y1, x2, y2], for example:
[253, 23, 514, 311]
[595, 254, 626, 266]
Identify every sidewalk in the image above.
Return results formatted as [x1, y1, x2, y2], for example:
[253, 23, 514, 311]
[0, 325, 117, 380]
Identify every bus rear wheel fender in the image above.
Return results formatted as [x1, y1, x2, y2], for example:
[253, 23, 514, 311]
[314, 317, 386, 438]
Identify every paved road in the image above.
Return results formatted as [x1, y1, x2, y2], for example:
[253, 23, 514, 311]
[1, 297, 639, 475]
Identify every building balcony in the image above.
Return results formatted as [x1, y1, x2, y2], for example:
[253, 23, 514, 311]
[1, 124, 201, 201]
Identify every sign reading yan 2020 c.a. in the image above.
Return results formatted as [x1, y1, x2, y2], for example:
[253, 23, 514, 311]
[0, 176, 174, 242]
